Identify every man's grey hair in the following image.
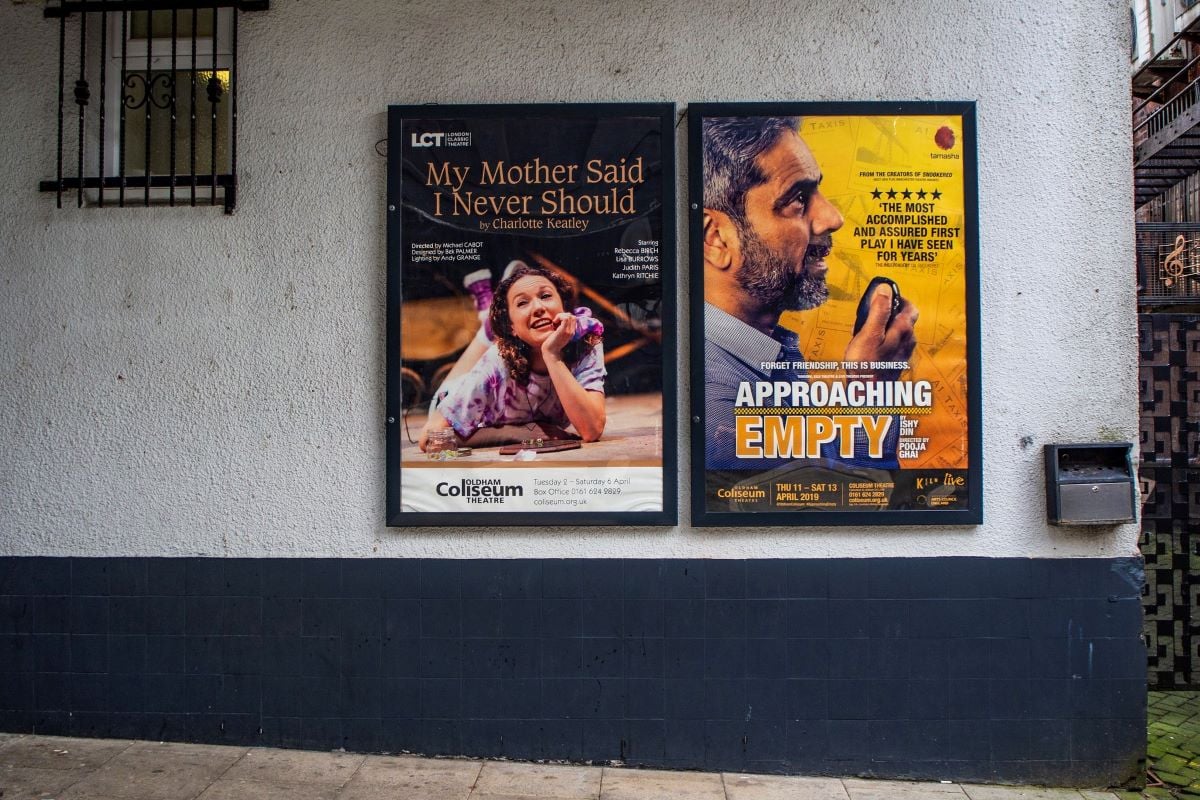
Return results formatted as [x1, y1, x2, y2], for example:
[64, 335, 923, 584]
[702, 116, 800, 224]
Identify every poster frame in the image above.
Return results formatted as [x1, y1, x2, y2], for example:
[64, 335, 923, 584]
[385, 102, 678, 527]
[687, 101, 982, 527]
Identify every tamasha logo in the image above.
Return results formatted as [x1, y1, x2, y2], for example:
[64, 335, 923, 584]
[934, 126, 955, 150]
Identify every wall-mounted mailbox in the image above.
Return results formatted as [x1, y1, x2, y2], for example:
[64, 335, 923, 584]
[1044, 443, 1137, 525]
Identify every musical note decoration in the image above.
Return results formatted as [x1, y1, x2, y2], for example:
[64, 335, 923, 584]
[1159, 234, 1200, 289]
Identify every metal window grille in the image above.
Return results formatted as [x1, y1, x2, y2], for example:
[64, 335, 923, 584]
[1137, 222, 1200, 306]
[38, 0, 268, 214]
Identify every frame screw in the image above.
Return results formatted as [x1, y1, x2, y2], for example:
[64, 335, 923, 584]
[387, 416, 395, 424]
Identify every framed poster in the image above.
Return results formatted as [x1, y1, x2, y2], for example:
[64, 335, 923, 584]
[386, 104, 677, 526]
[688, 102, 981, 526]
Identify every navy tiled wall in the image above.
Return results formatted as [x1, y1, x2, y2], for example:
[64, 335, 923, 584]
[0, 557, 1144, 785]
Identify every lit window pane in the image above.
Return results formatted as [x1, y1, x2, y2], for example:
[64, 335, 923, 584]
[121, 70, 230, 175]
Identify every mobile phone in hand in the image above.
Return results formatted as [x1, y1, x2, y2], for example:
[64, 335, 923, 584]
[853, 277, 902, 335]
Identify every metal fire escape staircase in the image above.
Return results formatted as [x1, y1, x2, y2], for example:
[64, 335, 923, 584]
[1134, 17, 1200, 208]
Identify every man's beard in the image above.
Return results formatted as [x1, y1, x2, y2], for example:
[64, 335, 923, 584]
[736, 224, 829, 312]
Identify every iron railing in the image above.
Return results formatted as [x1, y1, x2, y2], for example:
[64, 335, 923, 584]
[1136, 69, 1200, 142]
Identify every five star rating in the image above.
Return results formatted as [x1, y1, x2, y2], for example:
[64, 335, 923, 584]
[872, 188, 943, 201]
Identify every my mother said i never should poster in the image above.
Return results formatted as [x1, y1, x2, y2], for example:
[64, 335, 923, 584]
[386, 104, 677, 526]
[689, 102, 981, 526]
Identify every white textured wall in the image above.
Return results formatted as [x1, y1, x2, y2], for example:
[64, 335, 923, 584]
[0, 0, 1139, 558]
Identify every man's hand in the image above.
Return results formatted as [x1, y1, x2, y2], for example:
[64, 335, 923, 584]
[541, 312, 576, 362]
[844, 283, 918, 378]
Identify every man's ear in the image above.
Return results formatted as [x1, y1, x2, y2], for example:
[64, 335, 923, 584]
[703, 209, 738, 271]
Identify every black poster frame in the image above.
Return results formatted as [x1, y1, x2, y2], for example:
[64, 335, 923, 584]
[386, 103, 678, 527]
[688, 101, 982, 527]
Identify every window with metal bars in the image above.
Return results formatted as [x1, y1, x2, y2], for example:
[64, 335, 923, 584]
[39, 0, 268, 214]
[1137, 222, 1200, 306]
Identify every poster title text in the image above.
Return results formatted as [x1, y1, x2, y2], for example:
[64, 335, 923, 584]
[425, 157, 645, 217]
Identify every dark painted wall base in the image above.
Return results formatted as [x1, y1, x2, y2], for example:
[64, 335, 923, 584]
[0, 557, 1145, 786]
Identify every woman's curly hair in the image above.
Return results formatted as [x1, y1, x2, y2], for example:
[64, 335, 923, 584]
[489, 264, 594, 385]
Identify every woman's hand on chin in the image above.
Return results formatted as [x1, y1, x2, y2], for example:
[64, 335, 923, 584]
[540, 312, 576, 361]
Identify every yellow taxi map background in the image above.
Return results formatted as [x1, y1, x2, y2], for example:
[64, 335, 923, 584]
[778, 114, 969, 470]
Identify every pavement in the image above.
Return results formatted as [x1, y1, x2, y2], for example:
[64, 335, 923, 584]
[1138, 690, 1200, 799]
[0, 732, 1129, 800]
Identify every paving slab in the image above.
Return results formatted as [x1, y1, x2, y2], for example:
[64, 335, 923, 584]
[1079, 793, 1124, 799]
[476, 761, 602, 799]
[598, 767, 724, 800]
[962, 787, 1087, 799]
[0, 736, 131, 771]
[0, 733, 28, 749]
[0, 764, 91, 800]
[194, 777, 341, 800]
[57, 769, 218, 800]
[342, 777, 477, 800]
[59, 741, 246, 800]
[471, 795, 592, 800]
[113, 741, 247, 771]
[219, 747, 364, 787]
[723, 772, 851, 799]
[340, 754, 481, 800]
[353, 754, 482, 783]
[845, 791, 970, 800]
[844, 778, 968, 800]
[845, 778, 967, 791]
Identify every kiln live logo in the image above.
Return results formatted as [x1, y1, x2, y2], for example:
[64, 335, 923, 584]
[410, 130, 471, 148]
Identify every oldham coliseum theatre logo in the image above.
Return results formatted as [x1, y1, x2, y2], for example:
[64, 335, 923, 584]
[410, 130, 472, 148]
[435, 477, 523, 505]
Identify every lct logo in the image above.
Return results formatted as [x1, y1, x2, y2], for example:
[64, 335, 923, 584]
[411, 132, 445, 148]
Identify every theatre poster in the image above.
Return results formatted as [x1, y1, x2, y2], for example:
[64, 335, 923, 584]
[689, 102, 981, 526]
[385, 104, 677, 526]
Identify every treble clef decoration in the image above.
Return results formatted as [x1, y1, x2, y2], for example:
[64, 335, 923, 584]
[1162, 235, 1187, 287]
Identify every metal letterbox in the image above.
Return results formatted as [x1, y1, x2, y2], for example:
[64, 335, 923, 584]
[1043, 443, 1136, 525]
